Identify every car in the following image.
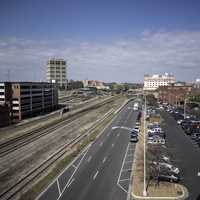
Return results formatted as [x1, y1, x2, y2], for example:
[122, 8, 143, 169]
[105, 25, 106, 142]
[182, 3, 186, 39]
[131, 128, 139, 134]
[177, 119, 184, 125]
[191, 133, 200, 140]
[153, 162, 180, 174]
[158, 173, 180, 183]
[130, 135, 138, 143]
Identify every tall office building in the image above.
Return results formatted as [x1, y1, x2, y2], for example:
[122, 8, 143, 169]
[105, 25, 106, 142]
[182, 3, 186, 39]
[46, 58, 67, 89]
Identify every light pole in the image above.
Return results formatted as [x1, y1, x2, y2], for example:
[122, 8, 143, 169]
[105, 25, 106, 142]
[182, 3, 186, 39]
[184, 98, 187, 119]
[143, 94, 147, 196]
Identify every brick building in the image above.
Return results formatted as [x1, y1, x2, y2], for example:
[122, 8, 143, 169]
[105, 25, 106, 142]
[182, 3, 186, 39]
[0, 82, 58, 123]
[157, 84, 192, 105]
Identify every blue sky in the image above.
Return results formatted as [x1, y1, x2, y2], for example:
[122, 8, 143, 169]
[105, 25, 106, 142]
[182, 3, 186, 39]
[0, 0, 200, 82]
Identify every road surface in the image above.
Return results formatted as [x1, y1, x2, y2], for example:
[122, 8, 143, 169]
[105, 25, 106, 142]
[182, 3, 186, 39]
[37, 100, 138, 200]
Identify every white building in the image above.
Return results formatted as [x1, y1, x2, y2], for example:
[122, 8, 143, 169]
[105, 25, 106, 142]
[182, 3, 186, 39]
[144, 73, 175, 91]
[194, 79, 200, 88]
[46, 58, 67, 89]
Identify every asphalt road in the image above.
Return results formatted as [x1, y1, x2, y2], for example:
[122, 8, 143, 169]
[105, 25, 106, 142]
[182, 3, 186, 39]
[37, 100, 138, 200]
[161, 111, 200, 200]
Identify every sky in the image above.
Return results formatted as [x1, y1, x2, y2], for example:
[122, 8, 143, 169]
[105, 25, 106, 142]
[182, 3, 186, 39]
[0, 0, 200, 83]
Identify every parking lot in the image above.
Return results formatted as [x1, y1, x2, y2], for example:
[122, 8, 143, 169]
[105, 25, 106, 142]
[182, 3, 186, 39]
[160, 106, 200, 200]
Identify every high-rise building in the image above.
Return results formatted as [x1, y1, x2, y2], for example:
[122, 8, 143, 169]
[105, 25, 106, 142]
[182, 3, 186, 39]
[143, 73, 175, 91]
[46, 58, 67, 89]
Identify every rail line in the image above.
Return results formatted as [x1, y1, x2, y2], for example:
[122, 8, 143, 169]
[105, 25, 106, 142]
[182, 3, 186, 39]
[0, 109, 114, 200]
[0, 97, 115, 158]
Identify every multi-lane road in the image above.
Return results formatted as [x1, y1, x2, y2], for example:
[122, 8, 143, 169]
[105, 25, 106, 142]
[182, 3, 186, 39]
[37, 100, 138, 200]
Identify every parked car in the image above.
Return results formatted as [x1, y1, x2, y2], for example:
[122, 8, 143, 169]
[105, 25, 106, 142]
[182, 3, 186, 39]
[191, 133, 200, 140]
[153, 161, 180, 175]
[158, 173, 180, 183]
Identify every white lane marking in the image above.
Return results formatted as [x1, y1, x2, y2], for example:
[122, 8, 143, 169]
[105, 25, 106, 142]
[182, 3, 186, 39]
[117, 143, 130, 193]
[112, 143, 115, 147]
[117, 133, 120, 137]
[57, 179, 61, 196]
[87, 156, 92, 162]
[65, 146, 90, 188]
[67, 178, 75, 188]
[112, 126, 119, 130]
[102, 156, 107, 163]
[72, 164, 77, 169]
[93, 171, 99, 180]
[119, 178, 130, 182]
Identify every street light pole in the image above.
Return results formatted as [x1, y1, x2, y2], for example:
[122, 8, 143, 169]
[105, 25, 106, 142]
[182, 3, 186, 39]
[184, 98, 187, 119]
[143, 94, 147, 196]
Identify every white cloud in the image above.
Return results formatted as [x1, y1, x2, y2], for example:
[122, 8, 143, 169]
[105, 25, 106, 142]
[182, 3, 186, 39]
[0, 31, 200, 82]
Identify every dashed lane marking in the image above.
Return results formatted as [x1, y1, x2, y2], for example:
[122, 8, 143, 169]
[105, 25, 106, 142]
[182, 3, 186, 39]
[93, 171, 99, 180]
[102, 157, 107, 163]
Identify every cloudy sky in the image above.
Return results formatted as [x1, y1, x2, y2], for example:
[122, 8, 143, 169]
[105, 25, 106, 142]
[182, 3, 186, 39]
[0, 0, 200, 83]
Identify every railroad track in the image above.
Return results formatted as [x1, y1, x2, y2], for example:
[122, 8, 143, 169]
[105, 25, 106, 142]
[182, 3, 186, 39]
[0, 97, 115, 158]
[0, 109, 114, 200]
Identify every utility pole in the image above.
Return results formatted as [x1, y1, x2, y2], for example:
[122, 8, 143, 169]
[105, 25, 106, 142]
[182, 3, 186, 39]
[143, 94, 147, 196]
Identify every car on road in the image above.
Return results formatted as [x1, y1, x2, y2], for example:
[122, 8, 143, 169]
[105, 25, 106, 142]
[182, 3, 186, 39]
[130, 134, 138, 143]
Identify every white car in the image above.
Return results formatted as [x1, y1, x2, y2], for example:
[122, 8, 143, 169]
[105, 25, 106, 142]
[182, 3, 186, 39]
[153, 162, 180, 174]
[177, 119, 183, 125]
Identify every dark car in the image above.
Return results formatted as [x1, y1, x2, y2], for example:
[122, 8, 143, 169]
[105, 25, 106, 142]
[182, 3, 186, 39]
[130, 135, 138, 143]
